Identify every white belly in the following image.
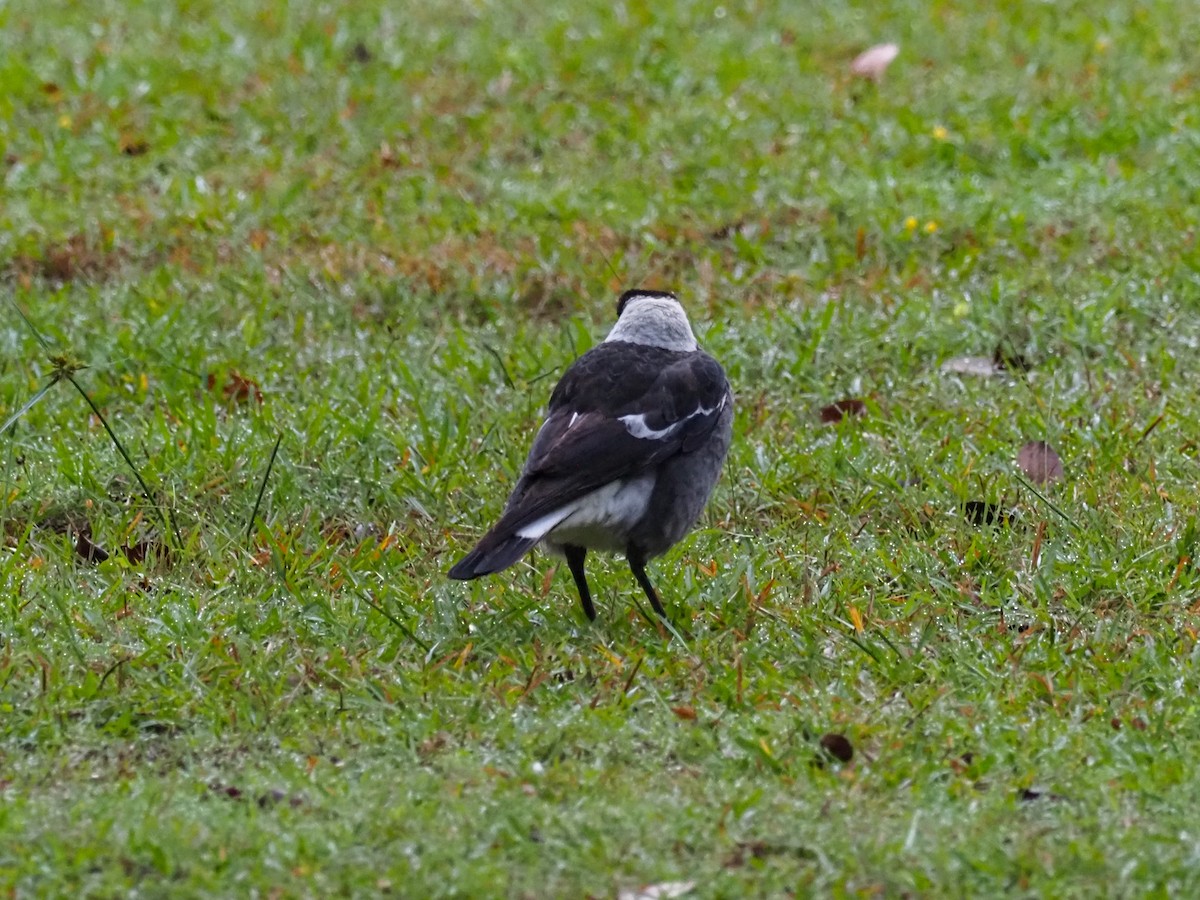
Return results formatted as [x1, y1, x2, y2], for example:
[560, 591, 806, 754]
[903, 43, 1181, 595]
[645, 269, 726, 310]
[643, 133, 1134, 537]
[517, 474, 656, 554]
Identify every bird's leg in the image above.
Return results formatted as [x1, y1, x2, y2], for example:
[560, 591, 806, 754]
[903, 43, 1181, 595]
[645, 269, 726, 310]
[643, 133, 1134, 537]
[563, 545, 596, 621]
[627, 546, 668, 619]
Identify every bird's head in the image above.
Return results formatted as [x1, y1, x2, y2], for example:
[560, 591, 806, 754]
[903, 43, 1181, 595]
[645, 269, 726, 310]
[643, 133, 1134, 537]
[606, 289, 697, 352]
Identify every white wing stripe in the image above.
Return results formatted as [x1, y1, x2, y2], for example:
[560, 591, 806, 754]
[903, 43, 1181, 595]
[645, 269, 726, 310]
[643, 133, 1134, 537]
[619, 397, 723, 441]
[516, 505, 576, 540]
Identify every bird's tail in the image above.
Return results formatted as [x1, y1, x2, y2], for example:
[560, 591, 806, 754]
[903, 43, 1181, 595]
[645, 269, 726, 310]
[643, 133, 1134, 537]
[447, 530, 538, 580]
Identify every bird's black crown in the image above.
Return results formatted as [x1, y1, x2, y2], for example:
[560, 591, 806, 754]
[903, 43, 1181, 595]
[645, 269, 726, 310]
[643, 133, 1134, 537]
[617, 289, 678, 318]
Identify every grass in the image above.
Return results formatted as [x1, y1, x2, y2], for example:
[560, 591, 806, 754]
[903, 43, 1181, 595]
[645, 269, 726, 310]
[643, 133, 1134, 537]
[3, 0, 1200, 895]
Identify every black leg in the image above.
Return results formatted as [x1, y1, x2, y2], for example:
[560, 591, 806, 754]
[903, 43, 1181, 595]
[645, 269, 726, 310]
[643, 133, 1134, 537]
[564, 545, 596, 621]
[627, 546, 667, 619]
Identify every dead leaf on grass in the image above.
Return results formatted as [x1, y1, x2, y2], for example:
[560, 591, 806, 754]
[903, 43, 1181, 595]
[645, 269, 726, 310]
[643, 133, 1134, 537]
[850, 43, 900, 81]
[1018, 787, 1067, 803]
[993, 338, 1032, 373]
[963, 500, 1017, 527]
[256, 789, 304, 809]
[122, 538, 169, 566]
[1017, 440, 1064, 484]
[209, 781, 244, 801]
[14, 233, 125, 283]
[118, 133, 150, 156]
[206, 370, 263, 405]
[75, 527, 110, 564]
[818, 732, 854, 763]
[819, 398, 867, 423]
[723, 841, 813, 869]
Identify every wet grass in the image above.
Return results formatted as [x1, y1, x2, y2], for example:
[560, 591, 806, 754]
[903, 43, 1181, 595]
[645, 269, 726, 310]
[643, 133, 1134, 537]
[3, 0, 1200, 895]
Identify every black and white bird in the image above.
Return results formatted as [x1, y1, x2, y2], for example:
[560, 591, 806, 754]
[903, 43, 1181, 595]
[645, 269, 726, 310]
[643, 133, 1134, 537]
[448, 289, 734, 620]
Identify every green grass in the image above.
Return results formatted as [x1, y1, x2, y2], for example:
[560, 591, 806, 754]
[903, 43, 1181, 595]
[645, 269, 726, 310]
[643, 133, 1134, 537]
[3, 0, 1200, 895]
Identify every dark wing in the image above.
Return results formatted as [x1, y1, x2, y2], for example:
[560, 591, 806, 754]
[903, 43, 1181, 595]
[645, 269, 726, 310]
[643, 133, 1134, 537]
[448, 342, 730, 578]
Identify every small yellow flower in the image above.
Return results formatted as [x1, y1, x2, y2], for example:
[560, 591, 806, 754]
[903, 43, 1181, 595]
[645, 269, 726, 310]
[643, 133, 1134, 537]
[923, 220, 939, 234]
[932, 124, 949, 141]
[58, 114, 73, 129]
[904, 216, 918, 232]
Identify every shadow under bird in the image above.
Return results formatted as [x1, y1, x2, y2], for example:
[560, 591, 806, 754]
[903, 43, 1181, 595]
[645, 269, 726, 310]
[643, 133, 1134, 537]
[448, 289, 733, 620]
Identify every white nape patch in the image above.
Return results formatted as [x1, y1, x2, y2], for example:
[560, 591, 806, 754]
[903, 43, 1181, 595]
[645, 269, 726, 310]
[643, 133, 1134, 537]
[619, 397, 724, 441]
[604, 298, 697, 352]
[518, 474, 656, 552]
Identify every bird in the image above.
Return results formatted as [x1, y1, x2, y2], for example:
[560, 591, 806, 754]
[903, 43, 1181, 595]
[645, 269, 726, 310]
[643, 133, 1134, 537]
[448, 289, 733, 620]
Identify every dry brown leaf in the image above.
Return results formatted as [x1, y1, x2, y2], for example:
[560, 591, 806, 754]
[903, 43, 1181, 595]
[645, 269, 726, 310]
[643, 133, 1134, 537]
[850, 43, 900, 81]
[75, 529, 109, 564]
[122, 538, 169, 566]
[118, 134, 150, 156]
[963, 500, 1017, 527]
[819, 732, 854, 763]
[206, 370, 263, 405]
[819, 398, 867, 423]
[1017, 440, 1063, 484]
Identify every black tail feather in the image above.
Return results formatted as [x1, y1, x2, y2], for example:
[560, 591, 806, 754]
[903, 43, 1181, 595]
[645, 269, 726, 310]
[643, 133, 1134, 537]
[448, 531, 538, 580]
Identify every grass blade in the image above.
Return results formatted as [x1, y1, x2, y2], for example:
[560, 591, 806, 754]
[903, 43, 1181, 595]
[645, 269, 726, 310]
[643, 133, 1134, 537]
[246, 432, 284, 541]
[358, 590, 430, 652]
[62, 373, 182, 548]
[0, 379, 58, 437]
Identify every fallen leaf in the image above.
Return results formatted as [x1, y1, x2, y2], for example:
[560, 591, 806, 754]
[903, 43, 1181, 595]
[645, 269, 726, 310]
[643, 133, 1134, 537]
[75, 529, 110, 564]
[710, 220, 747, 240]
[819, 733, 854, 763]
[724, 841, 771, 869]
[122, 538, 170, 566]
[1018, 787, 1066, 802]
[210, 782, 244, 801]
[949, 752, 976, 774]
[618, 882, 696, 900]
[118, 134, 150, 156]
[1017, 440, 1064, 484]
[963, 500, 1017, 527]
[206, 370, 263, 405]
[850, 43, 900, 81]
[671, 705, 697, 720]
[21, 233, 123, 282]
[941, 356, 1003, 377]
[819, 398, 867, 423]
[257, 789, 304, 809]
[993, 340, 1031, 372]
